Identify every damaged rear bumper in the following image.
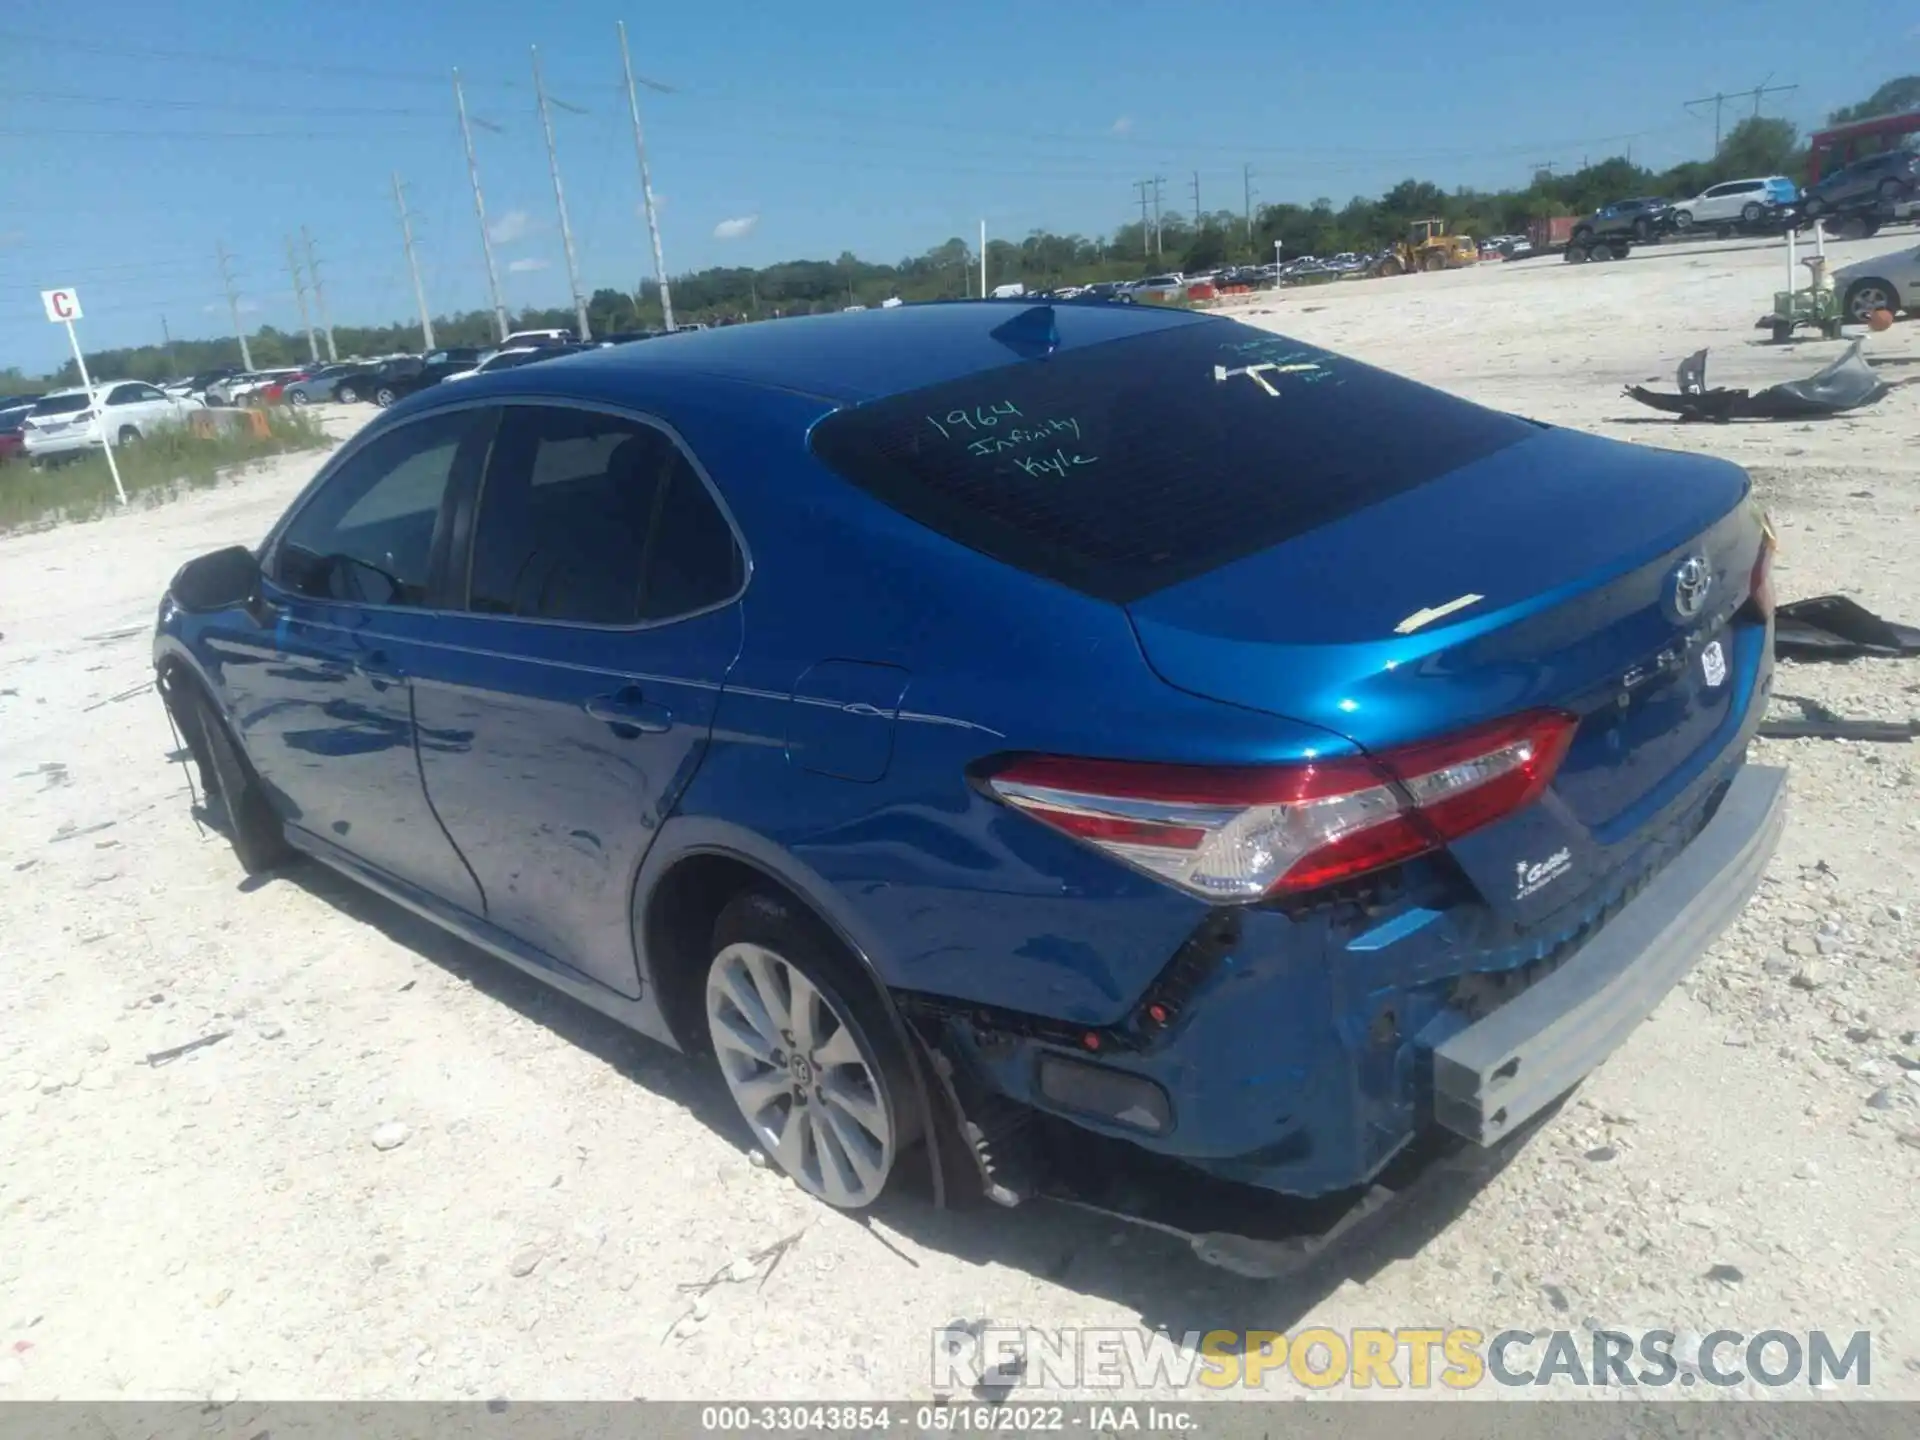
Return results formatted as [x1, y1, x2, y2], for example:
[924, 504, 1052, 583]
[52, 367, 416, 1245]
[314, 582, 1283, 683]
[1430, 763, 1788, 1146]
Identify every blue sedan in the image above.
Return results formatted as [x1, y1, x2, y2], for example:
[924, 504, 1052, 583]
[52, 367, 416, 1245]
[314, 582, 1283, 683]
[153, 301, 1784, 1216]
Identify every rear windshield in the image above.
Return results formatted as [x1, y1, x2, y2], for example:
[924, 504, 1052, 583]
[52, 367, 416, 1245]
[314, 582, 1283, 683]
[808, 317, 1535, 603]
[30, 394, 93, 417]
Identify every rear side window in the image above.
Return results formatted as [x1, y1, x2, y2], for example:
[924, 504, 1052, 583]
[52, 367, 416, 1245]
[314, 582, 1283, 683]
[465, 405, 742, 626]
[808, 317, 1534, 603]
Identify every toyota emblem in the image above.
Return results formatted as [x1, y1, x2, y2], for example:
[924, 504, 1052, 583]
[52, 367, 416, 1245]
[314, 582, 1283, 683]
[1668, 555, 1713, 622]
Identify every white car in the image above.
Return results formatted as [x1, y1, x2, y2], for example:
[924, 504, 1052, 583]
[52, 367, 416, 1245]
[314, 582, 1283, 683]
[1126, 273, 1187, 301]
[19, 383, 203, 462]
[1832, 241, 1920, 323]
[1670, 176, 1797, 231]
[500, 328, 574, 348]
[441, 346, 542, 382]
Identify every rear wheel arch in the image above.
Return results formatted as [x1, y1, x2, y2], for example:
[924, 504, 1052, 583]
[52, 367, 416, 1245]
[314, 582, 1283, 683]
[637, 842, 901, 1057]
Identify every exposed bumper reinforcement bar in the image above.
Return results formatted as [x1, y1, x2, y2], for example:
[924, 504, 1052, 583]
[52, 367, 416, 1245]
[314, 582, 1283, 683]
[1432, 763, 1789, 1147]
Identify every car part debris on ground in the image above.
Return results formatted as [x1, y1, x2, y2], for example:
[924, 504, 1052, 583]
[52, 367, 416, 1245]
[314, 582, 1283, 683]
[1775, 594, 1920, 660]
[1626, 341, 1895, 420]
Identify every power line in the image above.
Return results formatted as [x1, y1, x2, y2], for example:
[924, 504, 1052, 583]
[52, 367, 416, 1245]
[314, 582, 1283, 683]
[1684, 78, 1799, 152]
[6, 87, 441, 118]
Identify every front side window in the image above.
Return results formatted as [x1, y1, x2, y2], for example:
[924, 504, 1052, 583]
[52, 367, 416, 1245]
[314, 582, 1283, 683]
[464, 405, 742, 626]
[271, 408, 490, 607]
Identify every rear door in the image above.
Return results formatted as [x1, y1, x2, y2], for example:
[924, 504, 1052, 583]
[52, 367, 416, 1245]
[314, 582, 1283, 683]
[408, 400, 747, 997]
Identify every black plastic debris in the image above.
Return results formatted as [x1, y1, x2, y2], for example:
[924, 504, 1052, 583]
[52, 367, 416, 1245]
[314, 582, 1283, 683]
[1626, 341, 1892, 421]
[1775, 595, 1920, 661]
[1759, 695, 1918, 744]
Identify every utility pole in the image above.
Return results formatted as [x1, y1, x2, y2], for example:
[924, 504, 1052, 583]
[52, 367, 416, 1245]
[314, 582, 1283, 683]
[1243, 163, 1256, 244]
[393, 172, 437, 352]
[531, 46, 592, 342]
[216, 242, 254, 371]
[160, 315, 177, 376]
[285, 235, 319, 363]
[1151, 175, 1165, 257]
[453, 68, 510, 343]
[978, 219, 987, 297]
[617, 20, 674, 333]
[303, 226, 338, 362]
[1134, 180, 1152, 257]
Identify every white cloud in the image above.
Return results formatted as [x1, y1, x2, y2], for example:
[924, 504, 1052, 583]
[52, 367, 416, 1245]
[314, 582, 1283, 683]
[1111, 116, 1133, 135]
[713, 214, 758, 241]
[507, 257, 550, 273]
[489, 209, 533, 245]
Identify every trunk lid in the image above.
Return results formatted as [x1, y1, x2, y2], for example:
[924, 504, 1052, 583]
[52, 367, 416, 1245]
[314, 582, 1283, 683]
[1126, 425, 1766, 918]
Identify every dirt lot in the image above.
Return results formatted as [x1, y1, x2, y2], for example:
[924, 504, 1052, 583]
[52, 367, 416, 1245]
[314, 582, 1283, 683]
[3, 236, 1918, 1403]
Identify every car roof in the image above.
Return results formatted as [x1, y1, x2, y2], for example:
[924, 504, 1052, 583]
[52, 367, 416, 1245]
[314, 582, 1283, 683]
[434, 300, 1208, 405]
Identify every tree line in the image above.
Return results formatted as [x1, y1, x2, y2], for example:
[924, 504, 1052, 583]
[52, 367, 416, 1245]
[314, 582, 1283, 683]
[10, 76, 1914, 390]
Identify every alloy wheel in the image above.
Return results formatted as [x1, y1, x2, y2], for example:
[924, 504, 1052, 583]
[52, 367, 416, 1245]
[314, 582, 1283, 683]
[705, 941, 894, 1208]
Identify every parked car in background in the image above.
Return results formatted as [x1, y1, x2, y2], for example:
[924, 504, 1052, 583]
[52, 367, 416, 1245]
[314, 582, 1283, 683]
[443, 344, 595, 382]
[419, 347, 483, 371]
[282, 363, 369, 406]
[366, 356, 477, 406]
[168, 367, 241, 401]
[1832, 241, 1920, 322]
[0, 398, 40, 464]
[500, 328, 574, 349]
[1800, 150, 1920, 217]
[1573, 197, 1671, 246]
[1126, 273, 1187, 301]
[1670, 176, 1798, 231]
[20, 382, 203, 463]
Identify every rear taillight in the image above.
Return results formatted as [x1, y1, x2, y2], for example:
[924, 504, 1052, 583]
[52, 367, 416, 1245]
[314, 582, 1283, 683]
[1748, 512, 1778, 621]
[986, 710, 1577, 902]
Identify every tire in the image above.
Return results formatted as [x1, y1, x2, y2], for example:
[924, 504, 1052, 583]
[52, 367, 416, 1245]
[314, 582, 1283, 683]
[1803, 195, 1826, 218]
[1741, 202, 1764, 224]
[373, 386, 397, 407]
[1588, 241, 1611, 262]
[1672, 209, 1694, 230]
[704, 888, 921, 1210]
[336, 385, 359, 404]
[1770, 320, 1792, 343]
[1878, 178, 1904, 203]
[1421, 252, 1445, 273]
[1633, 218, 1653, 241]
[117, 425, 140, 445]
[1571, 225, 1593, 245]
[183, 685, 292, 877]
[1566, 244, 1589, 264]
[288, 390, 310, 407]
[1844, 279, 1898, 323]
[1376, 257, 1404, 277]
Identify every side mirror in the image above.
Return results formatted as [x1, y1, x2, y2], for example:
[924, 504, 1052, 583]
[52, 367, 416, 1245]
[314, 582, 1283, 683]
[169, 545, 262, 614]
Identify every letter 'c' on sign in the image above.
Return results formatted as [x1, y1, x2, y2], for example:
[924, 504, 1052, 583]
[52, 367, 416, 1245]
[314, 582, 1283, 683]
[41, 288, 84, 323]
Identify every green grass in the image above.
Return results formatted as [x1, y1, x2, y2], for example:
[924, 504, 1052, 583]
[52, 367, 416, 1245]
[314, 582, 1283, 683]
[0, 410, 331, 534]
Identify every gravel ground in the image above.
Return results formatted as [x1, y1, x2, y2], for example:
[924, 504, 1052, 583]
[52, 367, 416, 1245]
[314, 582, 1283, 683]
[2, 239, 1918, 1405]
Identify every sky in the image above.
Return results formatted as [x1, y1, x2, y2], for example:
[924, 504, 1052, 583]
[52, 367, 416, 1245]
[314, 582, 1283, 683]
[2, 0, 1914, 373]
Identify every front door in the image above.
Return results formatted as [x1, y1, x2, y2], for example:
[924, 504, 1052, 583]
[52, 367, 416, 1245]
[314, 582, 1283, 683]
[230, 405, 498, 911]
[409, 401, 747, 996]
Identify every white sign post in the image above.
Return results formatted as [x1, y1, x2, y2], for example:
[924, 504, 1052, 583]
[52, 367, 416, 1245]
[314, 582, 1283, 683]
[40, 287, 127, 506]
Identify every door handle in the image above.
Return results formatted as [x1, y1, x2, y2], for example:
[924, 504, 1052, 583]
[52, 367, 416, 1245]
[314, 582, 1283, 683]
[359, 650, 405, 689]
[585, 687, 672, 736]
